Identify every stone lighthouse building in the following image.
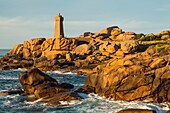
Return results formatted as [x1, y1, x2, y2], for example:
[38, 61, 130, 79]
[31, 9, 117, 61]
[54, 13, 64, 50]
[54, 13, 64, 38]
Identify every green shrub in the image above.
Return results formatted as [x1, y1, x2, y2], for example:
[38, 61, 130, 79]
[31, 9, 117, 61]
[136, 33, 144, 40]
[137, 35, 161, 41]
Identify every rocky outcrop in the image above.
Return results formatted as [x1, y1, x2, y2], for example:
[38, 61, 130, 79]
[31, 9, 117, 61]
[0, 27, 140, 74]
[0, 37, 78, 71]
[84, 50, 170, 103]
[2, 27, 169, 74]
[19, 68, 83, 105]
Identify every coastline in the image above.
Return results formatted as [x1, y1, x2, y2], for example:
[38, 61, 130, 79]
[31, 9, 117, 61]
[0, 26, 170, 112]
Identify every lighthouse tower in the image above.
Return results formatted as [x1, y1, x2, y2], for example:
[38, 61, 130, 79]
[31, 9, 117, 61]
[54, 13, 64, 38]
[54, 13, 64, 50]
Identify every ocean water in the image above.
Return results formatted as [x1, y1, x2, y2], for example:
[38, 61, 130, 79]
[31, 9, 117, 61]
[0, 49, 169, 113]
[0, 49, 10, 58]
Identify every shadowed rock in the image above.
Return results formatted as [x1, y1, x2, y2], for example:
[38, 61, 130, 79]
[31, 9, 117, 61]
[18, 68, 83, 105]
[19, 68, 58, 95]
[0, 89, 24, 96]
[117, 109, 156, 113]
[39, 91, 83, 106]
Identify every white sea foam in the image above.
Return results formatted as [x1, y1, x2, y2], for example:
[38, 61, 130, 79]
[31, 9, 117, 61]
[17, 68, 26, 71]
[47, 70, 78, 75]
[26, 98, 43, 104]
[59, 100, 80, 106]
[47, 70, 63, 74]
[2, 92, 168, 113]
[80, 93, 170, 113]
[3, 100, 11, 105]
[0, 76, 18, 80]
[46, 70, 88, 76]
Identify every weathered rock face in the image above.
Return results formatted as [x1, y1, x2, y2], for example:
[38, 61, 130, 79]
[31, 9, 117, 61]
[73, 44, 92, 55]
[8, 37, 77, 60]
[116, 33, 136, 41]
[39, 91, 83, 106]
[84, 53, 170, 103]
[60, 38, 77, 50]
[19, 68, 83, 105]
[120, 40, 139, 54]
[19, 68, 59, 95]
[8, 44, 23, 55]
[30, 38, 46, 45]
[99, 42, 119, 55]
[100, 26, 122, 35]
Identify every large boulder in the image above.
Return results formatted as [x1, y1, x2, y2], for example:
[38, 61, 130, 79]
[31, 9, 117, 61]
[100, 26, 122, 35]
[120, 40, 139, 54]
[19, 68, 81, 104]
[19, 68, 58, 95]
[99, 42, 119, 54]
[73, 44, 92, 55]
[116, 34, 136, 40]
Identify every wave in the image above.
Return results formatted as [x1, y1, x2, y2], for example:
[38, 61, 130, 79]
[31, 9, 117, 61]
[0, 92, 169, 113]
[44, 93, 170, 113]
[0, 76, 18, 80]
[47, 70, 78, 76]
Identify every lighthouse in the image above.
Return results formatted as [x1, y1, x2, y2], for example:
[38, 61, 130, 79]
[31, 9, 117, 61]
[54, 13, 64, 38]
[54, 13, 64, 50]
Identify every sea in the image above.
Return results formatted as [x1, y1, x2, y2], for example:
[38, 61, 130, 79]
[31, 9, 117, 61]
[0, 49, 169, 113]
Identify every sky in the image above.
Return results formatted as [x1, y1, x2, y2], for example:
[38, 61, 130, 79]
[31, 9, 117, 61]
[0, 0, 170, 49]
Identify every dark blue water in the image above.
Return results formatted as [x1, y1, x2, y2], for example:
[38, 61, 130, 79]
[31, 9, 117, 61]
[0, 49, 10, 58]
[0, 49, 169, 113]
